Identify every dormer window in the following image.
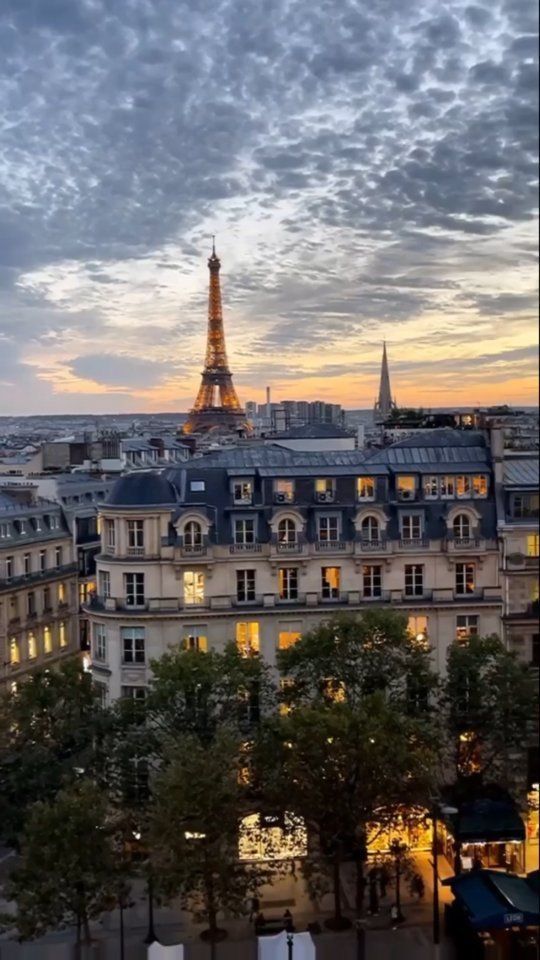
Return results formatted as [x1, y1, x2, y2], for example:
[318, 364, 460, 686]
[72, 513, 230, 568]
[0, 523, 10, 539]
[453, 514, 471, 540]
[456, 476, 471, 498]
[274, 479, 294, 504]
[315, 479, 335, 503]
[397, 476, 416, 501]
[233, 480, 253, 505]
[34, 517, 42, 532]
[423, 476, 439, 499]
[357, 477, 375, 501]
[18, 519, 27, 535]
[190, 480, 205, 493]
[472, 475, 488, 498]
[184, 520, 203, 548]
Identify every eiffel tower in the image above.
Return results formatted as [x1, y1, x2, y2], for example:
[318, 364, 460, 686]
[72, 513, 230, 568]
[183, 243, 251, 436]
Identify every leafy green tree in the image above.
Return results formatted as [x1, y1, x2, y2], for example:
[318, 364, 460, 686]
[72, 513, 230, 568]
[0, 661, 103, 846]
[149, 730, 273, 943]
[277, 611, 437, 714]
[254, 695, 437, 928]
[8, 780, 122, 951]
[444, 635, 537, 788]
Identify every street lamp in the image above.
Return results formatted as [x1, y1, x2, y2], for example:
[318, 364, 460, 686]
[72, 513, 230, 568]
[431, 802, 458, 953]
[286, 932, 294, 960]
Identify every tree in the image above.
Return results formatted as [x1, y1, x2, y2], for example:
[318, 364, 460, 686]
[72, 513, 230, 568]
[277, 611, 438, 716]
[253, 695, 437, 928]
[444, 635, 538, 788]
[8, 780, 121, 952]
[149, 730, 273, 943]
[0, 661, 103, 846]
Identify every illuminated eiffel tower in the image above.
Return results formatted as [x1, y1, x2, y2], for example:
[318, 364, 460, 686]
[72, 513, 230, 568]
[183, 242, 251, 436]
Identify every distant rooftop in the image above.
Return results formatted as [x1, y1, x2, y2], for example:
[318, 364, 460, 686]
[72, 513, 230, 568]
[270, 423, 354, 440]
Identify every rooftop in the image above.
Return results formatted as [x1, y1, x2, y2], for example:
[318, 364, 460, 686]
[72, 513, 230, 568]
[503, 459, 539, 487]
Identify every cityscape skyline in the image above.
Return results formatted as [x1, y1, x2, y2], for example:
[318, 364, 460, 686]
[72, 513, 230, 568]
[1, 0, 538, 416]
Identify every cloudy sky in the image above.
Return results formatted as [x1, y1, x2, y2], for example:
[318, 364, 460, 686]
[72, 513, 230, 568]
[0, 0, 538, 415]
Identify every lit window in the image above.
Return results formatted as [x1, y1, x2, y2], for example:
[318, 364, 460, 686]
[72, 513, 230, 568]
[456, 615, 479, 641]
[43, 626, 52, 654]
[455, 563, 475, 596]
[59, 621, 67, 647]
[233, 480, 253, 504]
[125, 572, 145, 607]
[58, 582, 66, 604]
[9, 637, 20, 665]
[182, 630, 208, 652]
[472, 475, 488, 498]
[404, 564, 424, 597]
[315, 478, 334, 501]
[363, 564, 382, 598]
[440, 476, 455, 499]
[121, 627, 145, 664]
[93, 624, 107, 661]
[318, 516, 339, 542]
[453, 514, 471, 539]
[28, 631, 37, 659]
[322, 678, 346, 702]
[183, 570, 205, 605]
[236, 621, 260, 656]
[423, 476, 439, 499]
[357, 477, 375, 500]
[455, 476, 471, 499]
[236, 569, 256, 603]
[278, 567, 298, 600]
[274, 479, 294, 503]
[407, 615, 428, 643]
[527, 535, 539, 557]
[397, 476, 416, 500]
[278, 630, 302, 649]
[321, 567, 340, 599]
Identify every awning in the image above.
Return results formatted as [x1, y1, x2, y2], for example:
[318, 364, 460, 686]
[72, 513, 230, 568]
[444, 799, 525, 843]
[444, 869, 540, 930]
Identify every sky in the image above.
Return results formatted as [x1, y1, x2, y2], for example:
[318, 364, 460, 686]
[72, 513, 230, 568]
[0, 0, 538, 416]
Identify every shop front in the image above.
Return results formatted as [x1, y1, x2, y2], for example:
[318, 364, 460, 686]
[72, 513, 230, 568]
[441, 798, 526, 874]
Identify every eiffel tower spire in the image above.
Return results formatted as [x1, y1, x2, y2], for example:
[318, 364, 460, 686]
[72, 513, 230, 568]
[374, 340, 396, 422]
[183, 245, 250, 435]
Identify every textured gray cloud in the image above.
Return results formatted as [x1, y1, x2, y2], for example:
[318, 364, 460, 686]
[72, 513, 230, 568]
[0, 0, 537, 412]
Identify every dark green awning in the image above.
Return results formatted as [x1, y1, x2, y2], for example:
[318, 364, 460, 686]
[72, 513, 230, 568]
[444, 799, 525, 843]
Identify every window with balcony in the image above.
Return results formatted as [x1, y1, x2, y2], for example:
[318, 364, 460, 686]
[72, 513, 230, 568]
[55, 546, 62, 568]
[321, 566, 340, 599]
[527, 534, 539, 557]
[440, 476, 455, 499]
[184, 570, 205, 606]
[274, 479, 294, 504]
[184, 520, 203, 548]
[397, 476, 416, 500]
[39, 550, 46, 571]
[456, 614, 479, 642]
[278, 621, 302, 649]
[121, 626, 145, 664]
[5, 556, 13, 581]
[357, 477, 375, 501]
[182, 629, 208, 652]
[360, 516, 380, 542]
[98, 570, 111, 599]
[9, 637, 20, 665]
[423, 476, 439, 499]
[233, 480, 253, 504]
[407, 615, 428, 643]
[318, 516, 339, 542]
[405, 564, 424, 597]
[104, 519, 115, 551]
[278, 567, 298, 600]
[28, 631, 37, 659]
[27, 592, 36, 617]
[455, 562, 475, 595]
[94, 624, 107, 661]
[456, 475, 471, 499]
[237, 569, 256, 603]
[43, 626, 53, 654]
[401, 515, 422, 540]
[127, 520, 144, 552]
[236, 621, 260, 656]
[23, 554, 31, 575]
[125, 572, 145, 607]
[59, 621, 67, 647]
[315, 478, 335, 502]
[453, 514, 471, 539]
[362, 564, 382, 598]
[278, 518, 297, 544]
[234, 518, 255, 545]
[473, 475, 488, 498]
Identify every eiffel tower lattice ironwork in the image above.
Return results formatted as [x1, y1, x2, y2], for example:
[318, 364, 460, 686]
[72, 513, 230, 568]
[183, 243, 251, 436]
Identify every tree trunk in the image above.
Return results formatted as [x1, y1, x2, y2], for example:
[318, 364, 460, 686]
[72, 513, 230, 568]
[355, 856, 366, 914]
[333, 848, 342, 922]
[81, 908, 92, 945]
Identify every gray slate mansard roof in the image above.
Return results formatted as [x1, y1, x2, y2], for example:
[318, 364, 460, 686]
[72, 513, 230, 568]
[107, 471, 177, 507]
[503, 459, 539, 487]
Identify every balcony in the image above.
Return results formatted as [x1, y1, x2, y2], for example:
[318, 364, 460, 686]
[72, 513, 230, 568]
[232, 595, 263, 607]
[229, 543, 263, 554]
[506, 553, 539, 570]
[126, 546, 146, 557]
[180, 544, 208, 558]
[355, 538, 387, 554]
[272, 540, 305, 555]
[398, 538, 429, 550]
[0, 563, 78, 592]
[449, 537, 480, 550]
[314, 540, 348, 553]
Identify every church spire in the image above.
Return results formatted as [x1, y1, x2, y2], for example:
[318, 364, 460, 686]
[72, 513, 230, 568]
[374, 340, 396, 422]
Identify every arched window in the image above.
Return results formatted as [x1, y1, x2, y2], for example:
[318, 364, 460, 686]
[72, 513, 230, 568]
[184, 520, 202, 547]
[453, 514, 471, 539]
[278, 518, 297, 543]
[361, 516, 380, 541]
